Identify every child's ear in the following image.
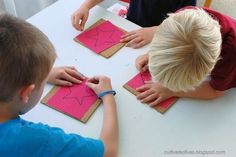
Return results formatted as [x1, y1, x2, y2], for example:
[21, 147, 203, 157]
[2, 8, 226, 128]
[19, 84, 35, 103]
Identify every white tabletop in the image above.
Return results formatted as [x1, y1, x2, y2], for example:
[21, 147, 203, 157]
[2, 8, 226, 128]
[22, 0, 236, 156]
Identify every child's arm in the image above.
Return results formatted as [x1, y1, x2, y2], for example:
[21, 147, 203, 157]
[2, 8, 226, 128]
[48, 66, 86, 86]
[86, 76, 118, 157]
[174, 81, 225, 99]
[135, 53, 149, 72]
[72, 0, 103, 31]
[120, 26, 158, 49]
[137, 81, 225, 107]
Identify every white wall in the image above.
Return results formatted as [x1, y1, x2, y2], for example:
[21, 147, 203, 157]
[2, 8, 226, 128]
[14, 0, 57, 19]
[0, 0, 235, 20]
[197, 0, 236, 18]
[0, 0, 58, 19]
[0, 0, 6, 14]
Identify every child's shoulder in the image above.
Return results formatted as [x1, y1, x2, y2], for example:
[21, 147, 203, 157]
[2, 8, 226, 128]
[1, 117, 73, 140]
[0, 117, 104, 157]
[1, 117, 58, 133]
[1, 117, 61, 144]
[0, 118, 53, 156]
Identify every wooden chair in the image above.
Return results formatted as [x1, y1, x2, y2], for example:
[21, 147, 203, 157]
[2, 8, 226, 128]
[204, 0, 212, 7]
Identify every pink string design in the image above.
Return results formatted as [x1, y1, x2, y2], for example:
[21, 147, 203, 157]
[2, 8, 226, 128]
[62, 86, 96, 106]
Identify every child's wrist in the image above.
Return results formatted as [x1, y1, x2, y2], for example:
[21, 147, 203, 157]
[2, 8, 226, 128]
[98, 90, 116, 100]
[83, 2, 93, 10]
[101, 94, 115, 103]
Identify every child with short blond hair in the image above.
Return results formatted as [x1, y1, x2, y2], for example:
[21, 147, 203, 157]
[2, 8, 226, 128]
[135, 7, 236, 106]
[0, 14, 118, 157]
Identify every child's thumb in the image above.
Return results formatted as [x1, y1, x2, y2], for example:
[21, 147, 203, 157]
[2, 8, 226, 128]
[86, 82, 95, 89]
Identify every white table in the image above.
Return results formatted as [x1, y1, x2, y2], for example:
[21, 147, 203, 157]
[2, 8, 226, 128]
[22, 0, 236, 156]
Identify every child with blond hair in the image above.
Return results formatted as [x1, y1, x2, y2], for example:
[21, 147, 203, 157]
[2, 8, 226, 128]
[0, 14, 118, 157]
[135, 7, 236, 106]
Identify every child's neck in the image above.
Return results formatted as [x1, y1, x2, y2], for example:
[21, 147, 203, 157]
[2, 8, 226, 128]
[0, 102, 19, 123]
[0, 114, 19, 123]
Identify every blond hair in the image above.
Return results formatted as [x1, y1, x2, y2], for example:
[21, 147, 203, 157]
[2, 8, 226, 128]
[148, 8, 222, 92]
[0, 14, 56, 102]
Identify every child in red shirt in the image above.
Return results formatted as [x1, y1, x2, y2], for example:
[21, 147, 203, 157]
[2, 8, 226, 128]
[135, 7, 236, 106]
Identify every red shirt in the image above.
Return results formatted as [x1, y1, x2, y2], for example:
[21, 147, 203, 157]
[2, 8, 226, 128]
[179, 7, 236, 91]
[204, 8, 236, 91]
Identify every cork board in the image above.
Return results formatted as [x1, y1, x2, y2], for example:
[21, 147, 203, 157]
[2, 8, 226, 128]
[41, 80, 101, 123]
[74, 19, 126, 58]
[123, 71, 178, 114]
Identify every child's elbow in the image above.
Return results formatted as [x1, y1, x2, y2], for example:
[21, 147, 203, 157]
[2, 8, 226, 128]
[104, 145, 118, 157]
[209, 90, 225, 99]
[216, 90, 225, 97]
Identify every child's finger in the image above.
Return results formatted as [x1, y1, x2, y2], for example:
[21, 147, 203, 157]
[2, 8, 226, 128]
[130, 37, 143, 45]
[135, 61, 142, 71]
[136, 89, 153, 100]
[68, 66, 78, 71]
[144, 81, 154, 84]
[136, 65, 143, 72]
[125, 37, 142, 47]
[136, 84, 150, 92]
[63, 72, 82, 84]
[121, 33, 137, 43]
[72, 14, 78, 26]
[133, 41, 146, 49]
[87, 76, 99, 84]
[78, 72, 87, 79]
[71, 15, 75, 26]
[55, 79, 72, 86]
[136, 61, 147, 72]
[141, 93, 159, 103]
[66, 68, 86, 80]
[149, 97, 163, 107]
[121, 31, 136, 39]
[72, 15, 81, 31]
[86, 82, 96, 90]
[136, 64, 142, 71]
[81, 14, 88, 30]
[73, 15, 84, 31]
[124, 34, 137, 43]
[80, 17, 87, 31]
[141, 65, 148, 72]
[67, 66, 87, 79]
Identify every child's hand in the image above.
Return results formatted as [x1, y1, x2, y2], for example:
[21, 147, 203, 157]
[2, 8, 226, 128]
[71, 6, 89, 31]
[136, 81, 174, 107]
[135, 54, 149, 72]
[120, 27, 156, 49]
[86, 76, 112, 95]
[48, 66, 86, 86]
